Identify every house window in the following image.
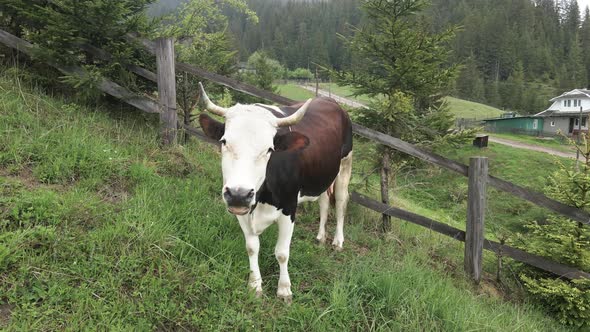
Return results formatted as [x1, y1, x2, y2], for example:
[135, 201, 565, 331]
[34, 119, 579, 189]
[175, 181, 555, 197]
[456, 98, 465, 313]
[583, 117, 587, 127]
[568, 100, 572, 107]
[551, 120, 556, 127]
[575, 118, 580, 126]
[533, 119, 538, 129]
[575, 100, 578, 107]
[564, 100, 567, 107]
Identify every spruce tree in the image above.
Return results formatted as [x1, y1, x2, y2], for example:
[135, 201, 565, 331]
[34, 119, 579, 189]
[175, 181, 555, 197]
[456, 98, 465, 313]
[333, 0, 459, 142]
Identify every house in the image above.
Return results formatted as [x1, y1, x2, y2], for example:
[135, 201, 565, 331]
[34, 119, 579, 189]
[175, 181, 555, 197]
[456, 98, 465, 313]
[483, 89, 590, 137]
[534, 89, 590, 136]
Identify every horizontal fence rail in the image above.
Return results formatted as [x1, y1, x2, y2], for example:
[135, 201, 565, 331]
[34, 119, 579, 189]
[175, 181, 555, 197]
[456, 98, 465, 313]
[0, 30, 159, 114]
[351, 192, 590, 280]
[2, 28, 588, 280]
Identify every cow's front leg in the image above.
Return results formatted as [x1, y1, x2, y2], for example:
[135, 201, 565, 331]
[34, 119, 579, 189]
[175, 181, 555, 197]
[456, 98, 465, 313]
[238, 217, 262, 297]
[275, 214, 295, 303]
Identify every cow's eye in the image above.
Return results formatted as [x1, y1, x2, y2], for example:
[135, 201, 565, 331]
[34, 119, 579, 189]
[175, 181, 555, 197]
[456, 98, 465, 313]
[267, 147, 274, 154]
[220, 139, 227, 145]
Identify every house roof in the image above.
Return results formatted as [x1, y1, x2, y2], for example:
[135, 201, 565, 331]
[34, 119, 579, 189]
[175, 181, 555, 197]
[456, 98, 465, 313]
[535, 109, 590, 117]
[483, 116, 539, 122]
[550, 89, 590, 101]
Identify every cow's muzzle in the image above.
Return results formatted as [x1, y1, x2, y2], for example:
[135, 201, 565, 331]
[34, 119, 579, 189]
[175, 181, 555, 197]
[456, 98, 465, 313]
[224, 187, 254, 215]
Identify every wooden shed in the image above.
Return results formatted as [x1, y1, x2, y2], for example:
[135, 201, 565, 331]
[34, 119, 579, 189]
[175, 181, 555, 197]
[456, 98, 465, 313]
[483, 116, 543, 136]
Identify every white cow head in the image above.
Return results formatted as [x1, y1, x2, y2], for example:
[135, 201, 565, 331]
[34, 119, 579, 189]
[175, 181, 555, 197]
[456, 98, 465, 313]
[198, 83, 311, 216]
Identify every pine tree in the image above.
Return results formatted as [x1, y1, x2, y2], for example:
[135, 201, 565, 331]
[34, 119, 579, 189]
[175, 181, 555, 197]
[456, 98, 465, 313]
[504, 61, 525, 111]
[514, 134, 590, 327]
[332, 0, 459, 143]
[580, 7, 590, 87]
[456, 56, 485, 102]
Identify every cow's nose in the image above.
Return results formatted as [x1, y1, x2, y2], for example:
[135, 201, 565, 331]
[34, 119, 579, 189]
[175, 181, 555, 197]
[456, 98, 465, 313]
[223, 187, 255, 207]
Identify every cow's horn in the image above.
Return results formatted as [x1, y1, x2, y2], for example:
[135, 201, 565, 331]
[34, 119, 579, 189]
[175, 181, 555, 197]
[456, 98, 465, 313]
[276, 99, 312, 127]
[198, 82, 228, 116]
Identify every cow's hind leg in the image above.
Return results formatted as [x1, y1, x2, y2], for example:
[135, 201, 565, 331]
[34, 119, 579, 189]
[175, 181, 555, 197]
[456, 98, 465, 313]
[333, 151, 353, 250]
[316, 191, 329, 243]
[275, 214, 295, 303]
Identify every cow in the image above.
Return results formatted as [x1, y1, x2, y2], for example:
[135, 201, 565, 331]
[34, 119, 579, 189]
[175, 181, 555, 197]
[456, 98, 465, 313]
[197, 82, 353, 302]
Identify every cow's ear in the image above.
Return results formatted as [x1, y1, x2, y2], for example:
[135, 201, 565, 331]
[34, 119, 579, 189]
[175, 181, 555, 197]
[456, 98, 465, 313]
[274, 131, 310, 152]
[199, 113, 225, 141]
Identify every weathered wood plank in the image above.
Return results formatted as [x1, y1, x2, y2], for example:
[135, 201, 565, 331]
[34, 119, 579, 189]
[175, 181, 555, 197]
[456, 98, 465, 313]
[380, 153, 391, 232]
[0, 29, 159, 114]
[352, 123, 469, 176]
[351, 192, 590, 280]
[79, 44, 157, 82]
[465, 157, 488, 283]
[351, 192, 465, 241]
[487, 176, 590, 225]
[156, 37, 177, 145]
[483, 240, 590, 280]
[95, 77, 159, 114]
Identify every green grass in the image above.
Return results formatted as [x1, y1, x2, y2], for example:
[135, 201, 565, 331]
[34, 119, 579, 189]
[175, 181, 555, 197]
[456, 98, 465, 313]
[487, 132, 574, 153]
[276, 83, 315, 101]
[445, 96, 505, 120]
[318, 83, 374, 105]
[0, 71, 572, 330]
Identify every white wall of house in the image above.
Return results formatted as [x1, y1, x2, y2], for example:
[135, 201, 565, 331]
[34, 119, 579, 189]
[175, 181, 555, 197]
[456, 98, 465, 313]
[547, 90, 590, 112]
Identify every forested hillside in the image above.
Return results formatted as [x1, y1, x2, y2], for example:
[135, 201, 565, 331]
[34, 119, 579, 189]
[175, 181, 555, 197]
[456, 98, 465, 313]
[227, 0, 361, 71]
[227, 0, 590, 114]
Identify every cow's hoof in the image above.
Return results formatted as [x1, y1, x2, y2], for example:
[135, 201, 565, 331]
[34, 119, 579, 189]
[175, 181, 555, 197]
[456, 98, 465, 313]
[278, 294, 293, 304]
[255, 290, 263, 299]
[316, 234, 327, 244]
[332, 238, 344, 251]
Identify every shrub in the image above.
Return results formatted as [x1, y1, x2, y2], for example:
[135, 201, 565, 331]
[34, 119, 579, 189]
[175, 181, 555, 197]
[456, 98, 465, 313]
[513, 134, 590, 327]
[287, 68, 313, 80]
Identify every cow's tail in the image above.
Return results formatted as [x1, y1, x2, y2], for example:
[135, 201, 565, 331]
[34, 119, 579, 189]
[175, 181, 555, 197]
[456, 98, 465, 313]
[327, 181, 336, 206]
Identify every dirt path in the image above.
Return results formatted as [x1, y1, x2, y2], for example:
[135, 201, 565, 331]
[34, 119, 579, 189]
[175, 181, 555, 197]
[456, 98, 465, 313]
[488, 136, 579, 159]
[298, 85, 369, 109]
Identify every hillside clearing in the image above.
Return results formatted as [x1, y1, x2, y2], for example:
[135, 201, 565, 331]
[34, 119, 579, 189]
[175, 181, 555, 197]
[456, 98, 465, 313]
[280, 83, 505, 120]
[276, 83, 315, 101]
[445, 97, 505, 120]
[0, 72, 570, 330]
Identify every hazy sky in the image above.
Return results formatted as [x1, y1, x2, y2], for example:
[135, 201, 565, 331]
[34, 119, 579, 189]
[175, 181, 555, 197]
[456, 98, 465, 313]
[580, 0, 590, 12]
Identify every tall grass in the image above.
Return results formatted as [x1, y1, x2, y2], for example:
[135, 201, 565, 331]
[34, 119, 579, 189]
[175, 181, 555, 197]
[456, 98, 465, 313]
[0, 70, 572, 330]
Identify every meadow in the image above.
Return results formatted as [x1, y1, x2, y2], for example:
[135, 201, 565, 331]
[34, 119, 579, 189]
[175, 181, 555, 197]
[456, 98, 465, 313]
[0, 71, 572, 330]
[277, 82, 506, 121]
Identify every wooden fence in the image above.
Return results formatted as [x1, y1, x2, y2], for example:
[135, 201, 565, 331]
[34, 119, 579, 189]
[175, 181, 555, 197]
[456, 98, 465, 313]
[2, 30, 589, 282]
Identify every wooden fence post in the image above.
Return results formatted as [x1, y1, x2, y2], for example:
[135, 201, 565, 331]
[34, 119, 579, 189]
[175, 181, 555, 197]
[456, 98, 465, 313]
[380, 152, 391, 232]
[465, 156, 488, 283]
[155, 37, 177, 146]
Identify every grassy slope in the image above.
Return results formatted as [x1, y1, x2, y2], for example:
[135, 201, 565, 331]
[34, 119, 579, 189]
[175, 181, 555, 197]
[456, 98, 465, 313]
[445, 96, 505, 120]
[0, 73, 570, 331]
[276, 83, 315, 101]
[318, 83, 374, 105]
